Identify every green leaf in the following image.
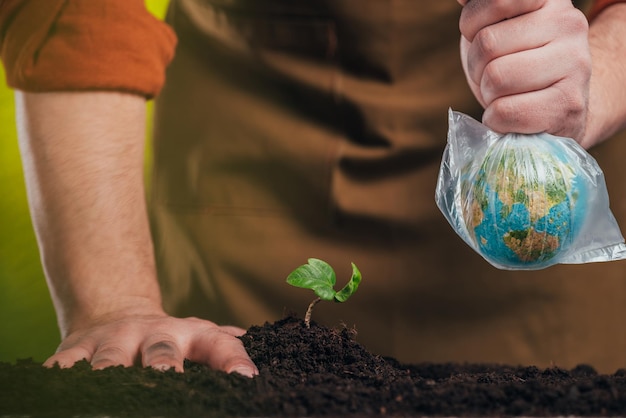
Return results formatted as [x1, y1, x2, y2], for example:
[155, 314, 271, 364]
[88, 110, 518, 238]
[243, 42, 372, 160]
[307, 258, 337, 287]
[286, 258, 337, 301]
[334, 262, 362, 302]
[311, 285, 337, 301]
[286, 258, 362, 304]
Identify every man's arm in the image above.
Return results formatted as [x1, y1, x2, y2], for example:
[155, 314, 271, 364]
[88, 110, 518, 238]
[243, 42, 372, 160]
[583, 3, 626, 148]
[15, 91, 257, 376]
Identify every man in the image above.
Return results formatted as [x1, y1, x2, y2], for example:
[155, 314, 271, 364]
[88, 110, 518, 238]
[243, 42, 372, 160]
[2, 0, 626, 377]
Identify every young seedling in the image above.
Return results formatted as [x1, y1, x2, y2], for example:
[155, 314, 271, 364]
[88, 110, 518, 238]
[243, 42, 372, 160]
[286, 258, 362, 328]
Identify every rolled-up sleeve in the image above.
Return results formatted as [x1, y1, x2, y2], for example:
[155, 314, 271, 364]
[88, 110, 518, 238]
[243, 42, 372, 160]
[0, 0, 177, 98]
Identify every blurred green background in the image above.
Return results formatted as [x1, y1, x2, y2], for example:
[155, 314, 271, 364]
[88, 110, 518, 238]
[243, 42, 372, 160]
[0, 0, 170, 363]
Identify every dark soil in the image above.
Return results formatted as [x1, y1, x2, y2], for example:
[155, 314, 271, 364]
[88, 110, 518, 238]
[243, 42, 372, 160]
[2, 315, 626, 417]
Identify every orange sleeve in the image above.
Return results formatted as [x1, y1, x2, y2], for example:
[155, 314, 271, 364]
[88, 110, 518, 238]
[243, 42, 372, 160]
[0, 0, 177, 99]
[588, 0, 626, 20]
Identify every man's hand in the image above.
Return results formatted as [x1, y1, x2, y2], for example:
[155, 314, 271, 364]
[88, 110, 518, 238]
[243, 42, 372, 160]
[16, 91, 256, 377]
[457, 0, 591, 142]
[44, 309, 258, 376]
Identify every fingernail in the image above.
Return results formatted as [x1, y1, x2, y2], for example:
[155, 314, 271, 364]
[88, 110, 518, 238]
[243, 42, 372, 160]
[152, 364, 174, 372]
[230, 366, 257, 378]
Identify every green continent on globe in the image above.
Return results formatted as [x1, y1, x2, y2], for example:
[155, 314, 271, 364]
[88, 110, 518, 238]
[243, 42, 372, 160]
[461, 138, 583, 268]
[502, 228, 560, 262]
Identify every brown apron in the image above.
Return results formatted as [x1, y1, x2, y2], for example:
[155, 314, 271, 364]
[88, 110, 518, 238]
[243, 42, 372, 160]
[151, 0, 626, 373]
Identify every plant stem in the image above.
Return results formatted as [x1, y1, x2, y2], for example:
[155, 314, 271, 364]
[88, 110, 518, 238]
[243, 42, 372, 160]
[304, 297, 321, 328]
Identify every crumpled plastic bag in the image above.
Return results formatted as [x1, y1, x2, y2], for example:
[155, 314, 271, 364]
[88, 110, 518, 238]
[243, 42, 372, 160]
[436, 109, 626, 270]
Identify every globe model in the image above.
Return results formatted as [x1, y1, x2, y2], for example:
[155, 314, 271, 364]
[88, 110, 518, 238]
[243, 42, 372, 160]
[460, 135, 588, 269]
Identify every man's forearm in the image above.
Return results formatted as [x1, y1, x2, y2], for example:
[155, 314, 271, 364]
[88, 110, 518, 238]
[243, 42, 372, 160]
[584, 3, 626, 148]
[15, 91, 163, 337]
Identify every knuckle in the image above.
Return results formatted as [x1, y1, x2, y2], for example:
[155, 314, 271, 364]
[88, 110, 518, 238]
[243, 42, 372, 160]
[563, 8, 589, 34]
[145, 340, 180, 359]
[95, 344, 127, 357]
[490, 0, 507, 14]
[208, 331, 243, 356]
[488, 98, 519, 128]
[473, 28, 499, 63]
[148, 340, 178, 352]
[556, 83, 587, 116]
[141, 334, 183, 367]
[481, 61, 507, 102]
[567, 93, 586, 115]
[91, 345, 131, 368]
[552, 111, 584, 140]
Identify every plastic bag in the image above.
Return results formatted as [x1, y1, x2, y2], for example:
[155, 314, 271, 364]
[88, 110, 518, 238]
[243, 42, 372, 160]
[436, 109, 626, 270]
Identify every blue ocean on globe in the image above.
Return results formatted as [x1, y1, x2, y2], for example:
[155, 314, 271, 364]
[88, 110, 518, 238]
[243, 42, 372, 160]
[461, 136, 588, 269]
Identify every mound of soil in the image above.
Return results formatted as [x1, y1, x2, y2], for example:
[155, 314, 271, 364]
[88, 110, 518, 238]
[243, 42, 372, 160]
[2, 315, 626, 417]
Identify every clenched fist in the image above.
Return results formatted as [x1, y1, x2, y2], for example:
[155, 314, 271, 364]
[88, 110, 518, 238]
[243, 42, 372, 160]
[457, 0, 591, 143]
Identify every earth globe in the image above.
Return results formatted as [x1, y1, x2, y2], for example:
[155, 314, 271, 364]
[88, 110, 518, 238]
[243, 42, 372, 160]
[460, 134, 588, 269]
